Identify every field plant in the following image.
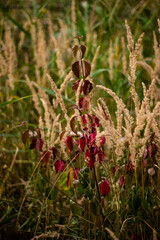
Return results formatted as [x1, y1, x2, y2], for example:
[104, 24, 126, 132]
[0, 1, 160, 239]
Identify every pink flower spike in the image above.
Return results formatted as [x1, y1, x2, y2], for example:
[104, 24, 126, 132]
[100, 180, 110, 196]
[54, 160, 65, 173]
[65, 136, 73, 153]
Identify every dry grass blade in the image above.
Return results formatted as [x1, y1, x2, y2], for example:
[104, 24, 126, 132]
[105, 227, 119, 240]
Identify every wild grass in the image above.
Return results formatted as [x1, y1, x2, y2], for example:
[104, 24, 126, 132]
[0, 1, 160, 239]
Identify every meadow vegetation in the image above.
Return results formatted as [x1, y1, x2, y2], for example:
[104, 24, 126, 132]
[0, 1, 160, 239]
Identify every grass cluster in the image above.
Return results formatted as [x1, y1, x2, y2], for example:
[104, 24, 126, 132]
[0, 1, 160, 239]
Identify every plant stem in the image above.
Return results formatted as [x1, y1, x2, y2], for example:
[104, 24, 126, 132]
[93, 165, 101, 204]
[93, 165, 108, 239]
[78, 38, 85, 81]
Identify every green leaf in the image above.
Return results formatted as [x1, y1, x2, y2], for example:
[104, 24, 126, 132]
[19, 0, 32, 22]
[37, 0, 53, 18]
[18, 218, 30, 231]
[36, 84, 75, 105]
[0, 207, 13, 223]
[0, 95, 33, 108]
[91, 69, 110, 78]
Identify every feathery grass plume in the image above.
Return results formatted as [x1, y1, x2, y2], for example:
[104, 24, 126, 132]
[2, 24, 17, 90]
[37, 20, 48, 84]
[94, 110, 117, 150]
[0, 54, 7, 77]
[158, 19, 160, 33]
[108, 40, 113, 80]
[97, 85, 133, 129]
[105, 228, 119, 240]
[47, 74, 68, 119]
[94, 102, 120, 151]
[71, 0, 76, 37]
[58, 19, 69, 51]
[52, 35, 65, 79]
[91, 45, 100, 71]
[97, 98, 113, 124]
[138, 44, 143, 60]
[40, 99, 51, 142]
[134, 80, 156, 143]
[25, 74, 42, 116]
[60, 130, 70, 161]
[48, 12, 54, 49]
[30, 20, 37, 64]
[59, 70, 73, 94]
[30, 19, 49, 85]
[86, 2, 98, 45]
[135, 33, 145, 56]
[142, 82, 147, 97]
[75, 79, 84, 127]
[32, 82, 56, 121]
[50, 114, 60, 147]
[150, 31, 160, 105]
[121, 36, 127, 75]
[18, 21, 29, 50]
[153, 31, 160, 75]
[39, 116, 45, 144]
[96, 85, 135, 161]
[30, 20, 40, 84]
[54, 122, 62, 145]
[125, 20, 144, 116]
